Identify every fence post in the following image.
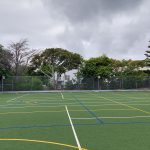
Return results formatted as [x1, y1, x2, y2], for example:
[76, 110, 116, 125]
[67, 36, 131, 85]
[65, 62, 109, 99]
[122, 78, 124, 89]
[98, 76, 100, 90]
[136, 79, 138, 89]
[93, 78, 95, 90]
[31, 76, 33, 91]
[98, 78, 99, 90]
[2, 76, 5, 92]
[149, 77, 150, 88]
[2, 77, 3, 92]
[12, 79, 14, 91]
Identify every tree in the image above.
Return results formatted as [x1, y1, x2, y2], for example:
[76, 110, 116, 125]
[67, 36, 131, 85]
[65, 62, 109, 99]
[145, 41, 150, 66]
[113, 59, 145, 77]
[8, 39, 35, 75]
[79, 55, 147, 80]
[29, 48, 83, 87]
[0, 44, 12, 77]
[80, 55, 113, 79]
[28, 54, 43, 76]
[42, 48, 82, 73]
[122, 60, 145, 76]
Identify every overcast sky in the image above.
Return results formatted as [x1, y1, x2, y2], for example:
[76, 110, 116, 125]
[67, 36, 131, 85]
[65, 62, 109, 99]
[0, 0, 150, 60]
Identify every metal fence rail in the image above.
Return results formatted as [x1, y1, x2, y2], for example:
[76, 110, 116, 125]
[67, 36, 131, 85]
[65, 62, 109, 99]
[0, 76, 150, 91]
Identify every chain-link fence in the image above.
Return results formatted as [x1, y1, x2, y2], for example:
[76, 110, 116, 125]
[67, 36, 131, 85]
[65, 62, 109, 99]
[0, 76, 52, 91]
[76, 76, 150, 90]
[0, 76, 150, 91]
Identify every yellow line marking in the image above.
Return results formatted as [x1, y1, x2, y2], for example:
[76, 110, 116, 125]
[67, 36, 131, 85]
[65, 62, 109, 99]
[0, 138, 87, 150]
[2, 105, 65, 108]
[114, 92, 149, 100]
[90, 93, 150, 115]
[0, 110, 65, 115]
[0, 109, 135, 116]
[91, 109, 134, 111]
[25, 101, 37, 105]
[69, 109, 134, 112]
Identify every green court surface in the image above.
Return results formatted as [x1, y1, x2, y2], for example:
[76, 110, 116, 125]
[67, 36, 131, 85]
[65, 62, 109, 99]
[0, 91, 150, 150]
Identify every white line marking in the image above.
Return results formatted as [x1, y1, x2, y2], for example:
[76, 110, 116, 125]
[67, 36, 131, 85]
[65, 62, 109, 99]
[2, 103, 150, 109]
[7, 94, 29, 103]
[65, 106, 82, 150]
[71, 115, 150, 120]
[23, 102, 150, 107]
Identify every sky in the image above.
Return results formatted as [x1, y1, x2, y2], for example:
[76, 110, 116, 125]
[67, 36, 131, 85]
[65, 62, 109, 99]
[0, 0, 150, 60]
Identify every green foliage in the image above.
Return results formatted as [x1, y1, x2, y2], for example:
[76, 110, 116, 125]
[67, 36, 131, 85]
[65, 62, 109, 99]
[31, 77, 43, 90]
[145, 58, 150, 66]
[13, 76, 43, 91]
[145, 41, 150, 66]
[64, 80, 76, 90]
[47, 82, 54, 90]
[119, 60, 146, 77]
[29, 48, 83, 76]
[0, 44, 12, 77]
[80, 55, 114, 78]
[79, 54, 147, 83]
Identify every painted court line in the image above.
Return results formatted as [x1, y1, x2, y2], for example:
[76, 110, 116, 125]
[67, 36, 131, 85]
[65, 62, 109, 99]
[91, 93, 150, 115]
[2, 103, 150, 110]
[71, 115, 150, 120]
[65, 106, 83, 150]
[72, 95, 104, 124]
[115, 92, 150, 100]
[0, 138, 87, 150]
[0, 105, 65, 109]
[0, 110, 65, 115]
[7, 94, 29, 103]
[61, 93, 83, 150]
[0, 108, 135, 116]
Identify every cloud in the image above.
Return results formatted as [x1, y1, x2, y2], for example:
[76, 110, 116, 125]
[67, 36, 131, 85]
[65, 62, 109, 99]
[42, 0, 142, 23]
[0, 0, 150, 60]
[41, 0, 150, 59]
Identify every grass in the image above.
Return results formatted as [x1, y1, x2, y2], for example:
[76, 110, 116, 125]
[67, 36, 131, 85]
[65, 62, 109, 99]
[0, 91, 150, 150]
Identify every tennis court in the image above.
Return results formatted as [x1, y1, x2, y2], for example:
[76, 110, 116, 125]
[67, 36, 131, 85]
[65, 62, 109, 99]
[0, 91, 150, 150]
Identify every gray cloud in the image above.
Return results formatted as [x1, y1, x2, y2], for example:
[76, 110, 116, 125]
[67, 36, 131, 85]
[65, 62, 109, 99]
[42, 0, 142, 23]
[0, 0, 150, 60]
